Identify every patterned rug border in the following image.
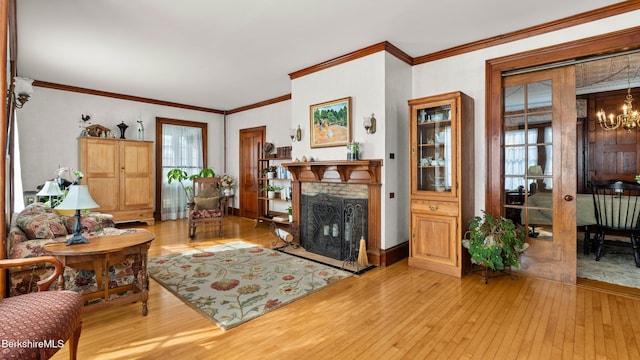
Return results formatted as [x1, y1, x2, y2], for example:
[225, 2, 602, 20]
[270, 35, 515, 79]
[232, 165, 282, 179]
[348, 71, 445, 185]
[149, 241, 352, 330]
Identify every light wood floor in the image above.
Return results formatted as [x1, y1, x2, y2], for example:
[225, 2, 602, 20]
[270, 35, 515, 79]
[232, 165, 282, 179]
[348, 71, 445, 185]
[51, 216, 640, 360]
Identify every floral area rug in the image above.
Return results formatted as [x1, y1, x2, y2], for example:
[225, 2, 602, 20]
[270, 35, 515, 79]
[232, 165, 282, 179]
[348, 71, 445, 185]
[148, 241, 352, 330]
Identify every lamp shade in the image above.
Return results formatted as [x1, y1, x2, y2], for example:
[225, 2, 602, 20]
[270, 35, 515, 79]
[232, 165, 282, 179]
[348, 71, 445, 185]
[36, 181, 63, 196]
[55, 185, 100, 210]
[527, 165, 543, 176]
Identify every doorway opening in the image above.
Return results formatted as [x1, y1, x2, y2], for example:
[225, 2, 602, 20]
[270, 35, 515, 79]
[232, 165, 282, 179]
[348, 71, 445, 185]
[487, 26, 640, 289]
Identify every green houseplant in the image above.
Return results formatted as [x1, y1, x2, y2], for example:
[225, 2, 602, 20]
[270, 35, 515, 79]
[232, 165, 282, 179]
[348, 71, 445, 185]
[286, 206, 293, 222]
[462, 210, 529, 270]
[167, 168, 216, 202]
[261, 184, 282, 198]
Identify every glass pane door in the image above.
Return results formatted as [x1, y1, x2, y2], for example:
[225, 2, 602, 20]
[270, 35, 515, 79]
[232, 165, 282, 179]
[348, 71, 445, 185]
[500, 66, 577, 283]
[503, 80, 554, 240]
[416, 104, 453, 193]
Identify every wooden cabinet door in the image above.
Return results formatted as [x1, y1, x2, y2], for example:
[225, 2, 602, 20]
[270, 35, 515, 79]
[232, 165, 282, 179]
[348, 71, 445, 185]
[409, 210, 458, 277]
[119, 141, 153, 210]
[80, 138, 119, 213]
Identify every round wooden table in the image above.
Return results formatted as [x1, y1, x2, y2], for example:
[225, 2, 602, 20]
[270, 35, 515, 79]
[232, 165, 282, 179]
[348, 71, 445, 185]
[44, 229, 155, 315]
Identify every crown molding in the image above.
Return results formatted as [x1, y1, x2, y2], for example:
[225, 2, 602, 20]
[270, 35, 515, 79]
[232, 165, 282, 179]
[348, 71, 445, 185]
[33, 80, 224, 114]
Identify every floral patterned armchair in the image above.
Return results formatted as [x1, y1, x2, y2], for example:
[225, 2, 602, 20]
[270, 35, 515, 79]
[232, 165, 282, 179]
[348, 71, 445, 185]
[188, 177, 226, 238]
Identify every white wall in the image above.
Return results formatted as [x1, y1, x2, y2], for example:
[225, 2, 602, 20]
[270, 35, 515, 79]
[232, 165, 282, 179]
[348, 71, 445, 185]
[224, 100, 292, 209]
[17, 87, 223, 192]
[384, 53, 412, 248]
[291, 52, 387, 162]
[412, 10, 640, 216]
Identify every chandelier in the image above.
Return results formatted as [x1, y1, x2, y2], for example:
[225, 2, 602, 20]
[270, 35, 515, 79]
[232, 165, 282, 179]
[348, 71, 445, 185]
[597, 57, 639, 132]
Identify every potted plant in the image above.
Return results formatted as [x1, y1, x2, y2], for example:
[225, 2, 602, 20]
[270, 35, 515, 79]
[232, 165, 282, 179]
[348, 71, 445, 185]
[462, 210, 529, 271]
[262, 166, 277, 179]
[261, 184, 282, 198]
[167, 168, 216, 203]
[286, 206, 293, 222]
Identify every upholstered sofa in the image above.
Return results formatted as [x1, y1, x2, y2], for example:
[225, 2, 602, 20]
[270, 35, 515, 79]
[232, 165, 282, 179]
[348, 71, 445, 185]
[6, 203, 138, 300]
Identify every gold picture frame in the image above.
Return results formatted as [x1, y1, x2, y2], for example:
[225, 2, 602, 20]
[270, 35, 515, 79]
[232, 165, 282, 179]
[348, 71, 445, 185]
[309, 97, 351, 148]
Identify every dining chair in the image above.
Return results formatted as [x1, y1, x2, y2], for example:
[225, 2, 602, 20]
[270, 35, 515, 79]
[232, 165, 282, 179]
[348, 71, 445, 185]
[589, 180, 640, 267]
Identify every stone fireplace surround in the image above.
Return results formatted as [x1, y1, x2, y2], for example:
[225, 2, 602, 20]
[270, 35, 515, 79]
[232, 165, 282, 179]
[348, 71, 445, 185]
[283, 160, 382, 266]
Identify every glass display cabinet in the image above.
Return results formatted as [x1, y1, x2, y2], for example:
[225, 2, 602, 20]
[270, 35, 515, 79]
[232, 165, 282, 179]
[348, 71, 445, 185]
[408, 91, 475, 277]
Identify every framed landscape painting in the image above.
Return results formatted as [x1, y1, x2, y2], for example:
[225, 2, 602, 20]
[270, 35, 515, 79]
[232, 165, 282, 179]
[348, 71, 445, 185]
[310, 97, 351, 148]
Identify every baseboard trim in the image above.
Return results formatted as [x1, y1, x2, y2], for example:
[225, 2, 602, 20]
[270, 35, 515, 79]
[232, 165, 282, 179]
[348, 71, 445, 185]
[380, 241, 409, 267]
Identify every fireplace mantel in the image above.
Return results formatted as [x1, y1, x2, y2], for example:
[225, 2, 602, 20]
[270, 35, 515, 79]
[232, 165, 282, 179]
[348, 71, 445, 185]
[282, 159, 383, 184]
[283, 159, 383, 266]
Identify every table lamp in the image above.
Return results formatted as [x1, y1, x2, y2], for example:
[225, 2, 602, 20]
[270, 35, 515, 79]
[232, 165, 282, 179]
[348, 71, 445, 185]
[55, 185, 100, 245]
[36, 180, 63, 208]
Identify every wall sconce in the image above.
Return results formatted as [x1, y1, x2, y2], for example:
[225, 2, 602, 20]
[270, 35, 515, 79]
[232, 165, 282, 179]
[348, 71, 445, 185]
[363, 113, 376, 134]
[289, 125, 302, 142]
[10, 77, 34, 109]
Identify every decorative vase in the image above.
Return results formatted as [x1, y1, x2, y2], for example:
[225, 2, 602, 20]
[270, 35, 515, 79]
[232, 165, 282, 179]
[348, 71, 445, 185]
[288, 214, 293, 222]
[136, 121, 144, 140]
[117, 122, 129, 139]
[267, 191, 275, 198]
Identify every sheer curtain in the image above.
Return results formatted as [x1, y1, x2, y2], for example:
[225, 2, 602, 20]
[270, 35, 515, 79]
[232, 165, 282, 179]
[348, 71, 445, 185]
[161, 124, 203, 220]
[504, 128, 539, 190]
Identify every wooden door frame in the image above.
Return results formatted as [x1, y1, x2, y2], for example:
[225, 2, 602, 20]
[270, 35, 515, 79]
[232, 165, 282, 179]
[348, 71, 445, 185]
[486, 26, 640, 283]
[154, 117, 208, 221]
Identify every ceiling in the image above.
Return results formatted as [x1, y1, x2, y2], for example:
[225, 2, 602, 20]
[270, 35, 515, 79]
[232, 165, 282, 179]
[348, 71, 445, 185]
[15, 0, 627, 111]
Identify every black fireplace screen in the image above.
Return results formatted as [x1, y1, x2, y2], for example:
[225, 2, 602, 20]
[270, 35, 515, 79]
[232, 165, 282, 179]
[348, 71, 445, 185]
[300, 193, 368, 260]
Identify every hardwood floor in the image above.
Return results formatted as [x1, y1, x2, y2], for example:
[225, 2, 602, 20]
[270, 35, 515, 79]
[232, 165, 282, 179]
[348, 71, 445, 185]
[50, 216, 640, 359]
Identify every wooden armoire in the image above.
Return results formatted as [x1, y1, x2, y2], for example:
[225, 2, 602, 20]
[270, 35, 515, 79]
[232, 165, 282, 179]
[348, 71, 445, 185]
[79, 137, 154, 225]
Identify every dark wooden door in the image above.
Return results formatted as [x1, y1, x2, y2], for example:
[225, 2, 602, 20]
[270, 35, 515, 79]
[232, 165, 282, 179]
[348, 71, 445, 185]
[239, 126, 265, 219]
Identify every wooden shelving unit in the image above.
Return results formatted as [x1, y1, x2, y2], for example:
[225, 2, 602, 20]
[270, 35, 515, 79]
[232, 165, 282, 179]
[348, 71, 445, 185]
[257, 156, 292, 226]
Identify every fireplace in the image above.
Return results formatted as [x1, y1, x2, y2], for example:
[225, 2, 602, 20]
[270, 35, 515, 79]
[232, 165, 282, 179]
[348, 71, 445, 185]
[283, 160, 383, 266]
[300, 185, 368, 261]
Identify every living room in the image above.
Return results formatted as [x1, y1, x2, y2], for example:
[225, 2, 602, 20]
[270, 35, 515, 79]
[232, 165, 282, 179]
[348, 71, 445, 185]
[3, 1, 640, 359]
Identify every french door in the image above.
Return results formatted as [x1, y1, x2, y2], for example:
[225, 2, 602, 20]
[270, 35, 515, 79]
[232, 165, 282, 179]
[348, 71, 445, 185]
[499, 66, 577, 283]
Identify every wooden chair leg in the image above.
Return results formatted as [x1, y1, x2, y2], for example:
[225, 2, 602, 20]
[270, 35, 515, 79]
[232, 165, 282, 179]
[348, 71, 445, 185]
[595, 231, 605, 261]
[631, 233, 640, 267]
[69, 321, 82, 360]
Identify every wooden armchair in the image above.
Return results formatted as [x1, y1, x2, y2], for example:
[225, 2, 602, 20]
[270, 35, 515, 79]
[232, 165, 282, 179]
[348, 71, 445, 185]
[0, 256, 83, 360]
[188, 177, 226, 238]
